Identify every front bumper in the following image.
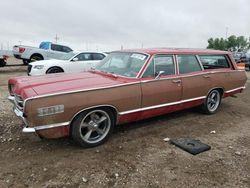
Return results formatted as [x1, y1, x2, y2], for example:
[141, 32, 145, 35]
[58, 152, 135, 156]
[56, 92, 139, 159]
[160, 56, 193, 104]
[8, 96, 35, 133]
[8, 96, 70, 137]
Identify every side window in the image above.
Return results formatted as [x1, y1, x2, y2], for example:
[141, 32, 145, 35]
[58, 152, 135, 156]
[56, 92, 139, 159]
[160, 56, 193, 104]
[154, 55, 175, 76]
[62, 46, 73, 53]
[199, 55, 230, 69]
[143, 55, 175, 77]
[177, 55, 202, 74]
[92, 53, 105, 60]
[51, 44, 60, 51]
[75, 53, 93, 61]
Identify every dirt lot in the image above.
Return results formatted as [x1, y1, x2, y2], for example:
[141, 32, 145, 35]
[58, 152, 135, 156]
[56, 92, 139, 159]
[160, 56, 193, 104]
[0, 58, 250, 188]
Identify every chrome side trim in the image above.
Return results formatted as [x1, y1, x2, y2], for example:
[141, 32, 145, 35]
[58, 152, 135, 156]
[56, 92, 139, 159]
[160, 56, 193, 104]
[119, 96, 206, 115]
[225, 86, 246, 93]
[23, 69, 244, 106]
[23, 82, 141, 106]
[140, 70, 241, 84]
[22, 127, 35, 133]
[34, 121, 70, 131]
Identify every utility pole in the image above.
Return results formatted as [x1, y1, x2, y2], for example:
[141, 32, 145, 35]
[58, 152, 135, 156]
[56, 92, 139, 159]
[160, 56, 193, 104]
[55, 34, 59, 43]
[225, 27, 229, 39]
[19, 41, 22, 45]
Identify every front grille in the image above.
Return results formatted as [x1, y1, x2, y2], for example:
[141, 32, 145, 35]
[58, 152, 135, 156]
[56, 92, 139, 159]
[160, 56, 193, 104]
[27, 65, 32, 74]
[14, 94, 24, 110]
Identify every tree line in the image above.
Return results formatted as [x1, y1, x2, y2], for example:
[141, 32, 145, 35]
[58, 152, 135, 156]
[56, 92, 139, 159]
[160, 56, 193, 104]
[207, 35, 250, 52]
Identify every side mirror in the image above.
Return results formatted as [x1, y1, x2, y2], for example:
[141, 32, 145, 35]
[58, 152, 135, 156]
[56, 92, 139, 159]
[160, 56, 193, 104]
[72, 57, 79, 62]
[155, 71, 165, 79]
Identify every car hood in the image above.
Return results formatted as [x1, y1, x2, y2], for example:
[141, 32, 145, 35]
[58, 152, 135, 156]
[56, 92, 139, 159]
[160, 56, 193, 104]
[9, 72, 134, 99]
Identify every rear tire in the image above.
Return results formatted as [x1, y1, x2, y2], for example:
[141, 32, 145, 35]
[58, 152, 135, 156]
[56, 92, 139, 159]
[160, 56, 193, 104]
[201, 89, 222, 114]
[71, 108, 115, 148]
[46, 67, 64, 74]
[0, 59, 6, 67]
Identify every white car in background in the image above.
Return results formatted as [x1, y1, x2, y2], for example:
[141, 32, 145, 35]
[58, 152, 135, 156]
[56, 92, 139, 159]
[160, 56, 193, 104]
[28, 52, 107, 75]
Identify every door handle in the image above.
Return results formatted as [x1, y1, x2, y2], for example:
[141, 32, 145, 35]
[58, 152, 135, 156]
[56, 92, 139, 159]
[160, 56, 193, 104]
[172, 79, 182, 83]
[203, 75, 210, 78]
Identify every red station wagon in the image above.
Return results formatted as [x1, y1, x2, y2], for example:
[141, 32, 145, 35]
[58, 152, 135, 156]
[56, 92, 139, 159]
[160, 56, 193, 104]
[8, 48, 247, 147]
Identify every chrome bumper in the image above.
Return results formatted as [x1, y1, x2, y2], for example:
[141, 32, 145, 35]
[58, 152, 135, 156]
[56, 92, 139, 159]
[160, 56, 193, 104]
[8, 96, 70, 133]
[8, 96, 35, 133]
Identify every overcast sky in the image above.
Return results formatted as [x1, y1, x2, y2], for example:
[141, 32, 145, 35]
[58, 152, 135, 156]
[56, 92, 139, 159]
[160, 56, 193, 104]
[0, 0, 249, 51]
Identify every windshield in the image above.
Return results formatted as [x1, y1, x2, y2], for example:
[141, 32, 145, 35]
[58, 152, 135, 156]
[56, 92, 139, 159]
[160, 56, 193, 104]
[95, 52, 148, 77]
[58, 52, 76, 60]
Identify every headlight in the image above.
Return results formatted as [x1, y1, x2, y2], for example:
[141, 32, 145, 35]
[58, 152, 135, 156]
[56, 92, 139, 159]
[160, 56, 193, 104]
[33, 65, 44, 69]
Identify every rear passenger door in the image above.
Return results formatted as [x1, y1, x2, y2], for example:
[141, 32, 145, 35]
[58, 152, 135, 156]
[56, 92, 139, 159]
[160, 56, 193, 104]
[177, 55, 211, 100]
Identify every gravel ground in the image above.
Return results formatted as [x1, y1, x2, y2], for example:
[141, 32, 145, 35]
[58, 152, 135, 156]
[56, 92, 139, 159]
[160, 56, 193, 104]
[0, 58, 250, 188]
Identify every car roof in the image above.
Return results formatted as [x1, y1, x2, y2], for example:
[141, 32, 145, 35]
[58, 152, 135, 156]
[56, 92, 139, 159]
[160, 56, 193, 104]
[114, 48, 231, 56]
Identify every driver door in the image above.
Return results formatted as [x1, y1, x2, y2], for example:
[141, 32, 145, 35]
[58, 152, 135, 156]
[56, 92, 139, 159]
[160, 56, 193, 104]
[140, 55, 182, 118]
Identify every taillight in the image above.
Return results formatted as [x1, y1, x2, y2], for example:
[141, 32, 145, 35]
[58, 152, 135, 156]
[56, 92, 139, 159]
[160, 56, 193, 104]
[19, 47, 26, 53]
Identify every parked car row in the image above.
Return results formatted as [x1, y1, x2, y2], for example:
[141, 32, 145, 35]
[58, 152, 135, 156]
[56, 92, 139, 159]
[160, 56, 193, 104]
[8, 48, 247, 147]
[13, 41, 73, 65]
[28, 52, 107, 75]
[233, 52, 250, 70]
[0, 55, 8, 67]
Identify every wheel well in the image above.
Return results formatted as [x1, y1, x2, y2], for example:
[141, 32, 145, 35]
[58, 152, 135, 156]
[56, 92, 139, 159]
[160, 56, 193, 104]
[69, 106, 118, 136]
[46, 66, 64, 73]
[209, 87, 224, 97]
[30, 53, 44, 60]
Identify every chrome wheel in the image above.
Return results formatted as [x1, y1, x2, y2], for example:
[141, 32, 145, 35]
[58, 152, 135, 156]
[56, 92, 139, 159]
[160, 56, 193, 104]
[79, 110, 111, 144]
[207, 90, 220, 112]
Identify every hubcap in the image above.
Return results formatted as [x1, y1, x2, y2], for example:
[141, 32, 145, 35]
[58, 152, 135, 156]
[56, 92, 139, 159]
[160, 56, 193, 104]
[79, 110, 111, 144]
[207, 91, 220, 112]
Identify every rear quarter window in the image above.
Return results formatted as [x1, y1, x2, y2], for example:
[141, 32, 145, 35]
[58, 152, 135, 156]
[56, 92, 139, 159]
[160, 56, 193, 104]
[199, 55, 230, 69]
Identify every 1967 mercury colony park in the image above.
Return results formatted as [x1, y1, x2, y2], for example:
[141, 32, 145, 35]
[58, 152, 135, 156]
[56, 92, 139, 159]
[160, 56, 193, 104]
[8, 48, 247, 147]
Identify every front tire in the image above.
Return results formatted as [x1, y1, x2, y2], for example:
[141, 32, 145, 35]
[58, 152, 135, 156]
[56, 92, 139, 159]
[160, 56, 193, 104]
[71, 108, 115, 148]
[201, 90, 222, 114]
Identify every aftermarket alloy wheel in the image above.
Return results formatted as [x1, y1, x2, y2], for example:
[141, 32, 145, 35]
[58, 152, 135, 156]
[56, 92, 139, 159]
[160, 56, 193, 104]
[202, 90, 222, 114]
[71, 108, 115, 147]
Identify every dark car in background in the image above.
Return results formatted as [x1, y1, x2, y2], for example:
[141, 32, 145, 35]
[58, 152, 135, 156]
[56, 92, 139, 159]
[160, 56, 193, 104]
[233, 52, 250, 70]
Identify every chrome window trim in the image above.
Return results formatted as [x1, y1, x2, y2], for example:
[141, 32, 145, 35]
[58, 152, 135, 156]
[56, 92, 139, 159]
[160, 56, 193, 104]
[140, 54, 176, 78]
[176, 54, 203, 74]
[196, 55, 205, 71]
